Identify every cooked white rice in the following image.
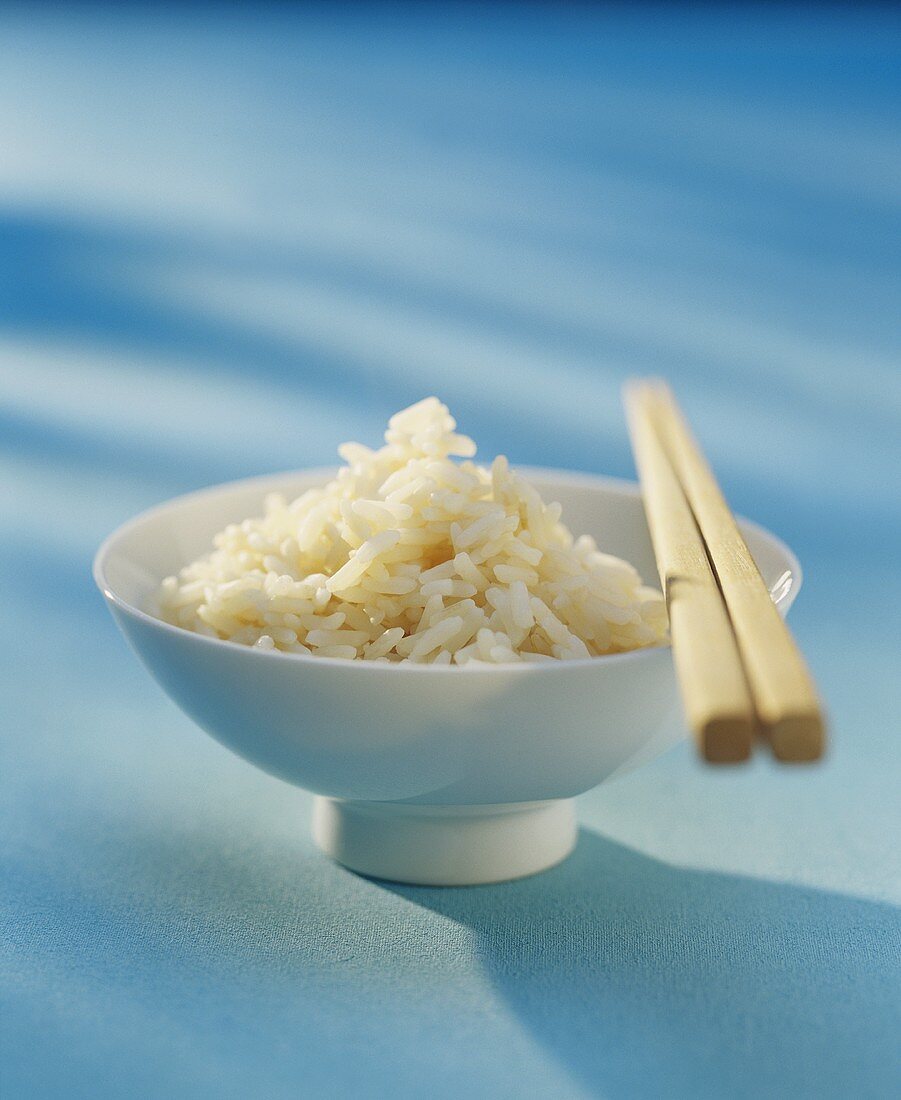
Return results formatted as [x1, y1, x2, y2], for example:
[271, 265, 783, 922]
[156, 398, 667, 664]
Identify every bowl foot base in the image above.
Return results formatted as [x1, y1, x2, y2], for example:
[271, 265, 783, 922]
[312, 796, 577, 886]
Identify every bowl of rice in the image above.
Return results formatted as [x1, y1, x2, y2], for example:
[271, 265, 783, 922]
[95, 399, 801, 884]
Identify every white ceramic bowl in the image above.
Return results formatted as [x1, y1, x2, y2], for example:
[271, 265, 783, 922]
[94, 467, 801, 885]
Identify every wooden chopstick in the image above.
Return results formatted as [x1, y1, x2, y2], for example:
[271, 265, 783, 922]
[624, 383, 755, 763]
[642, 380, 826, 762]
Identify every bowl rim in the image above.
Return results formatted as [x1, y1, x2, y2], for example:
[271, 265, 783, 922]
[93, 464, 802, 675]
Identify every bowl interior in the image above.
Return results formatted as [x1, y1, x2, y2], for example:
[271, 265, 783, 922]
[96, 466, 800, 622]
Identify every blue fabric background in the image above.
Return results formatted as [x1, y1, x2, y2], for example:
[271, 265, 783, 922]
[2, 4, 900, 1097]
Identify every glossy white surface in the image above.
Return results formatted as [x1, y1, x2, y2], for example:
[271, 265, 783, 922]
[313, 798, 578, 885]
[94, 468, 801, 883]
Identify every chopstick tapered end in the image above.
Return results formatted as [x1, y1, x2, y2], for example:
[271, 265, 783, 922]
[764, 712, 827, 763]
[699, 715, 755, 765]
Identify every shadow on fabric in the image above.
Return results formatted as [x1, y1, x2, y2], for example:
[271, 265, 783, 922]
[383, 829, 901, 1099]
[12, 797, 899, 1098]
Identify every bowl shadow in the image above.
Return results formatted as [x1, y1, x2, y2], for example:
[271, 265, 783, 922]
[382, 828, 901, 1099]
[45, 809, 900, 1099]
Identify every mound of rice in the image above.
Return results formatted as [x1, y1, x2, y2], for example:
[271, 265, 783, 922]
[156, 398, 667, 664]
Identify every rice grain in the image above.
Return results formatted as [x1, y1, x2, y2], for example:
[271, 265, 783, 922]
[155, 398, 667, 664]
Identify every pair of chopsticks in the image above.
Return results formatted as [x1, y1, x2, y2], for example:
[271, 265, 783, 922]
[624, 380, 826, 765]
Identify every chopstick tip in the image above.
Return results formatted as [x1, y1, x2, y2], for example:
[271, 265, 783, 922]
[622, 376, 672, 406]
[700, 715, 755, 765]
[764, 713, 827, 763]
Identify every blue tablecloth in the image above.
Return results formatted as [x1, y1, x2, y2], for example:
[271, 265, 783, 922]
[2, 5, 899, 1097]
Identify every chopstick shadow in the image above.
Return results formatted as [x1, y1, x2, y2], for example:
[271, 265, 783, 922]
[381, 828, 901, 1099]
